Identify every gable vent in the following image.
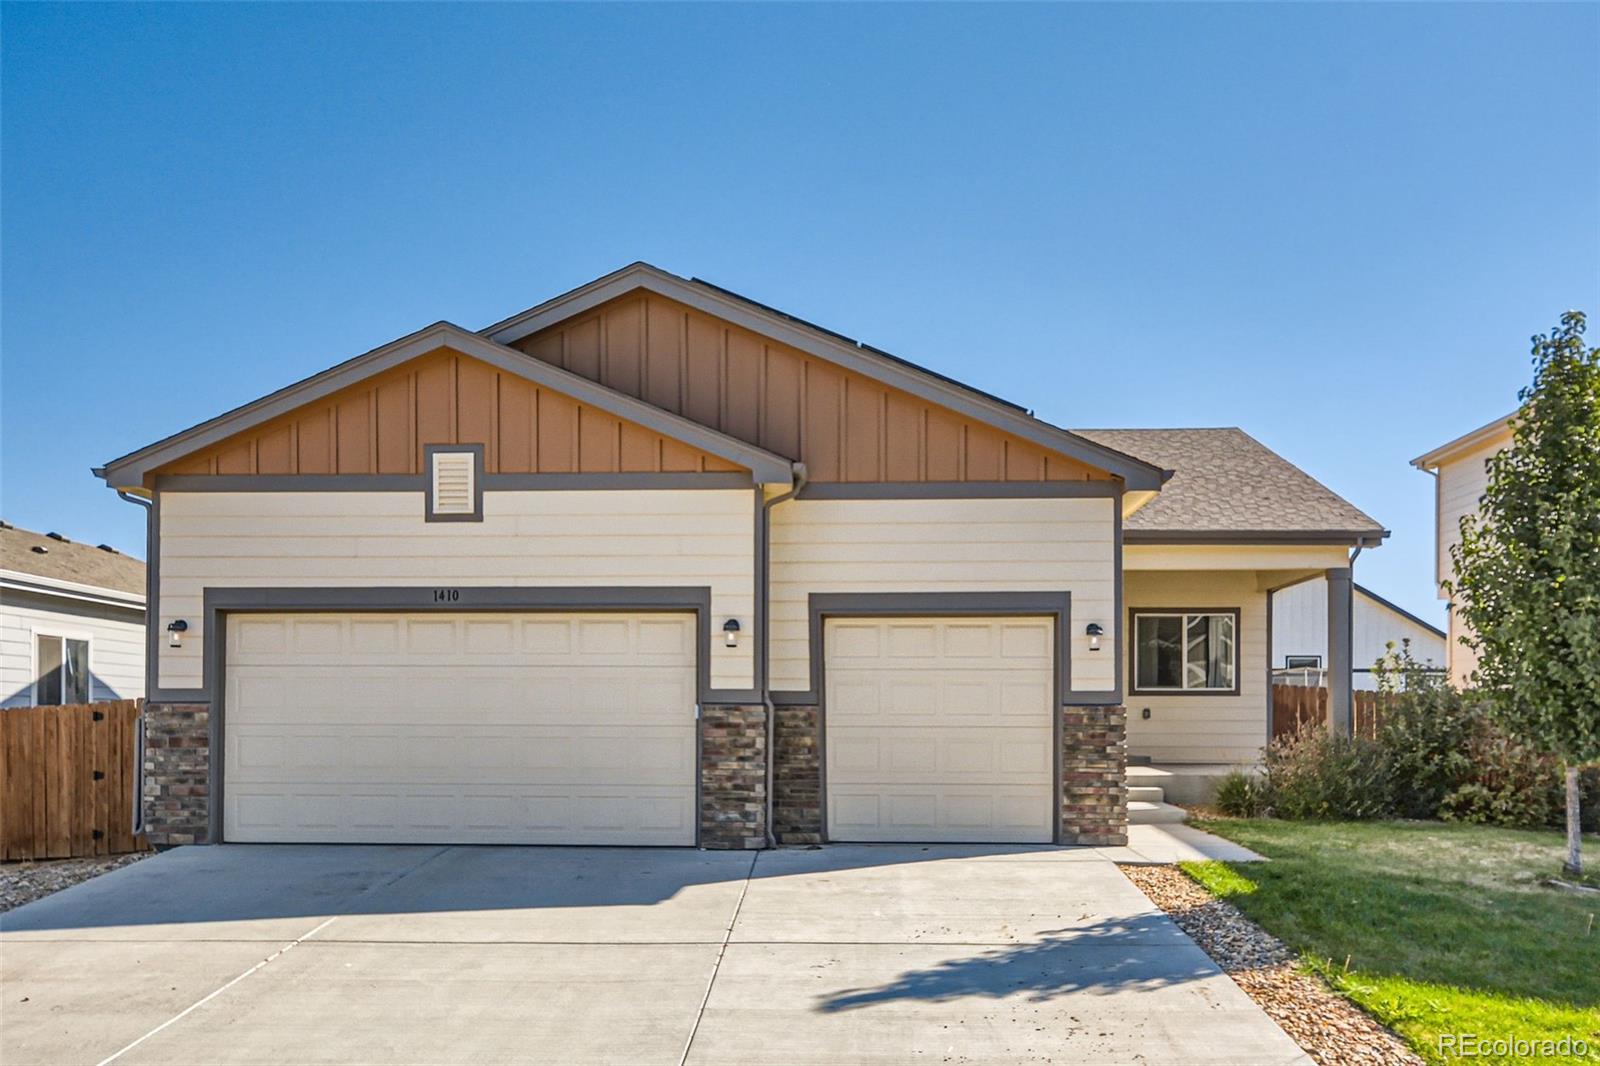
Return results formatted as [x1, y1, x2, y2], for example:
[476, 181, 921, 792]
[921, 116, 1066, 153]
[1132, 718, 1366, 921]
[429, 449, 479, 519]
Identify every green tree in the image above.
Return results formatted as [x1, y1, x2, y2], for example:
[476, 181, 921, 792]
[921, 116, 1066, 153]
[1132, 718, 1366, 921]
[1449, 311, 1600, 877]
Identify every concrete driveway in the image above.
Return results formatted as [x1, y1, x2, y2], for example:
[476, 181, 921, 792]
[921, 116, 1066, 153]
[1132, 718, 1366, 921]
[2, 845, 1309, 1066]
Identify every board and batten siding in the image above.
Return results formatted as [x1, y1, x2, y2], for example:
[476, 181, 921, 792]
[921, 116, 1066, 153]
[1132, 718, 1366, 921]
[1271, 578, 1446, 686]
[0, 590, 146, 707]
[514, 293, 1115, 485]
[1123, 570, 1267, 765]
[767, 496, 1117, 695]
[156, 489, 755, 691]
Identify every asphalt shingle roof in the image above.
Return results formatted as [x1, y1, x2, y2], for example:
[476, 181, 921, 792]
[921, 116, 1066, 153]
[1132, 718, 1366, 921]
[1071, 428, 1385, 537]
[0, 523, 146, 597]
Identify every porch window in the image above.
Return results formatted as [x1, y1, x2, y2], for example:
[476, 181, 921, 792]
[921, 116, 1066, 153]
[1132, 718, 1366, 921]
[1132, 610, 1238, 694]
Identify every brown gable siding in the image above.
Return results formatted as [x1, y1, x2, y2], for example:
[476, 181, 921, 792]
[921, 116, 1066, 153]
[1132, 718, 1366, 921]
[152, 347, 743, 484]
[512, 294, 1113, 483]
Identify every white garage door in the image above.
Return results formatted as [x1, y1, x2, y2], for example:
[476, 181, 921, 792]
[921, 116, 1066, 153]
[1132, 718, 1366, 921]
[223, 612, 698, 845]
[824, 616, 1055, 843]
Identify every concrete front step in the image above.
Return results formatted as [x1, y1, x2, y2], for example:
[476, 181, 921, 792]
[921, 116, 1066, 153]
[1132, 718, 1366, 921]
[1128, 800, 1190, 825]
[1127, 785, 1166, 804]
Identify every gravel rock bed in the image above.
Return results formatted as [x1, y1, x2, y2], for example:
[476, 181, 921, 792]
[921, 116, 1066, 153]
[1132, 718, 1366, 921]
[1120, 863, 1421, 1066]
[1, 852, 150, 914]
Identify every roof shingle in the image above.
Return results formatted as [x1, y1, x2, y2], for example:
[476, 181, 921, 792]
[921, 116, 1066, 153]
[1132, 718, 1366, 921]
[0, 523, 146, 598]
[1072, 428, 1385, 539]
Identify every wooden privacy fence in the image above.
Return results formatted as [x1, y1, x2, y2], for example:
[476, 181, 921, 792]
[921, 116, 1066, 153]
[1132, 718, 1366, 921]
[0, 699, 147, 860]
[1270, 685, 1391, 743]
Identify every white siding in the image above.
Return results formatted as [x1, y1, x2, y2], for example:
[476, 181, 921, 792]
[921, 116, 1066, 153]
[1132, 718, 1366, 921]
[0, 590, 146, 707]
[768, 496, 1117, 694]
[1434, 434, 1506, 685]
[1271, 579, 1447, 688]
[157, 490, 755, 691]
[1437, 445, 1497, 589]
[1124, 570, 1266, 765]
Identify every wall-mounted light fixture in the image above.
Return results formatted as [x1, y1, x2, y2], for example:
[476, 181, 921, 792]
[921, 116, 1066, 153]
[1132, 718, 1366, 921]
[1085, 622, 1104, 652]
[722, 618, 741, 648]
[166, 619, 189, 648]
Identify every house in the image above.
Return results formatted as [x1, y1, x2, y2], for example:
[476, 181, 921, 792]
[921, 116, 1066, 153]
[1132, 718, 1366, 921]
[1, 522, 146, 708]
[94, 264, 1386, 849]
[1412, 412, 1515, 687]
[1269, 577, 1446, 690]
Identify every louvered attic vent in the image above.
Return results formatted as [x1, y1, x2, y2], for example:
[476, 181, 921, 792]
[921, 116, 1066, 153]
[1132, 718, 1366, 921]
[428, 448, 480, 521]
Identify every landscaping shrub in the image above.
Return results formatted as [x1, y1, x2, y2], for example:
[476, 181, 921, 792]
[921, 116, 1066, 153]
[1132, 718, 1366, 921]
[1250, 643, 1600, 832]
[1371, 645, 1476, 819]
[1260, 725, 1394, 821]
[1212, 769, 1266, 817]
[1438, 724, 1564, 828]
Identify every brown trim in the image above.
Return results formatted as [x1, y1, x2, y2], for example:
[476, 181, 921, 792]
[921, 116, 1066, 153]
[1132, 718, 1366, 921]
[1124, 529, 1389, 546]
[1127, 607, 1243, 698]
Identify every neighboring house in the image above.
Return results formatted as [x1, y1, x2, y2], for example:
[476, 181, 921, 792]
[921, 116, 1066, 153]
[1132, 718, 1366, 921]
[1, 522, 146, 707]
[94, 263, 1386, 849]
[1269, 578, 1446, 690]
[1412, 412, 1516, 687]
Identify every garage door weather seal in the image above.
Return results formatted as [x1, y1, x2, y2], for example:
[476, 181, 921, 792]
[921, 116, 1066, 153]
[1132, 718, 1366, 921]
[93, 916, 340, 1066]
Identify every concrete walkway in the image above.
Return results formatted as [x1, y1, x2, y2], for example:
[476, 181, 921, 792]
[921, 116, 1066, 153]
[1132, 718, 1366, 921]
[1096, 823, 1268, 865]
[2, 844, 1304, 1066]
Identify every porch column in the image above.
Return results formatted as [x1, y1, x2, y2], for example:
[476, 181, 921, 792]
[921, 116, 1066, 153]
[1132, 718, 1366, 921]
[1326, 566, 1353, 736]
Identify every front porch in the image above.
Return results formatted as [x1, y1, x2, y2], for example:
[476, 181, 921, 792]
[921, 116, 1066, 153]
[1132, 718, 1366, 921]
[1121, 544, 1360, 804]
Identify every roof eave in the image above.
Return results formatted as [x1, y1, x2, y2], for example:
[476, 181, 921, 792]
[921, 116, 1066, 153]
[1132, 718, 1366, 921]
[98, 320, 795, 490]
[1123, 529, 1390, 547]
[1411, 410, 1517, 470]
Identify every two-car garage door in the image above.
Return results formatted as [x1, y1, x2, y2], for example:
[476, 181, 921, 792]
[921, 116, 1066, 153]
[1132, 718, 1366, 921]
[223, 612, 697, 845]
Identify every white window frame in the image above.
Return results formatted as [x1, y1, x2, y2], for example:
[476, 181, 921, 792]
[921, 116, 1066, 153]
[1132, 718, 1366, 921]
[1284, 654, 1323, 669]
[1130, 609, 1240, 696]
[30, 626, 94, 706]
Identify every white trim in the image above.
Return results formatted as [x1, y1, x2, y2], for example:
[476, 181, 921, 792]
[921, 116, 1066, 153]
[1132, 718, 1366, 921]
[1, 569, 145, 609]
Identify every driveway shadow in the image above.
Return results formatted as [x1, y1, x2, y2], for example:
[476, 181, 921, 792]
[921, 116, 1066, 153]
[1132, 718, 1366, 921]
[0, 842, 1100, 934]
[814, 916, 1219, 1012]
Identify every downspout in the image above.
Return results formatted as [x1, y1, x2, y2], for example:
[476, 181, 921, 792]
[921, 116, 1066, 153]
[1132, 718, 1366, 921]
[759, 462, 808, 848]
[115, 489, 153, 836]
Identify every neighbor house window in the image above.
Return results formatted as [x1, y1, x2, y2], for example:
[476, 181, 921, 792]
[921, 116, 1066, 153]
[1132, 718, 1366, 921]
[1284, 655, 1322, 669]
[1132, 611, 1238, 694]
[35, 634, 90, 705]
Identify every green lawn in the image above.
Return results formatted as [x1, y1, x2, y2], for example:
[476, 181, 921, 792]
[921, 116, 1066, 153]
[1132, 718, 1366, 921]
[1184, 819, 1600, 1066]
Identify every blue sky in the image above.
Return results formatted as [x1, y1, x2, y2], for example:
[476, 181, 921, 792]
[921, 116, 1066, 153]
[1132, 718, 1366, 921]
[3, 3, 1596, 624]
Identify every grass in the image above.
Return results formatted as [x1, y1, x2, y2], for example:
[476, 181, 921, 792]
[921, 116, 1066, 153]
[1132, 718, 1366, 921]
[1184, 819, 1600, 1066]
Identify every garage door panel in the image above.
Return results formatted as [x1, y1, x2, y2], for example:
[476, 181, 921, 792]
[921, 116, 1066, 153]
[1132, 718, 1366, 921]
[825, 616, 1054, 844]
[226, 783, 694, 844]
[225, 612, 696, 845]
[827, 785, 1051, 843]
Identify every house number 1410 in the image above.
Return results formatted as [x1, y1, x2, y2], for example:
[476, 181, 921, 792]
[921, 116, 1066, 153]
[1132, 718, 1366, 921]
[433, 588, 460, 602]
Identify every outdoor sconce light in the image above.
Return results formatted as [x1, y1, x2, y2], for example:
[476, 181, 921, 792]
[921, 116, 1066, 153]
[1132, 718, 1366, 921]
[723, 618, 741, 648]
[166, 619, 189, 648]
[1085, 622, 1104, 652]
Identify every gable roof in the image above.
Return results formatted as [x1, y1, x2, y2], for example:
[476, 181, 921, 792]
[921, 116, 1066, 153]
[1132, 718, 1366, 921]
[1355, 583, 1446, 640]
[1072, 428, 1387, 544]
[95, 321, 796, 491]
[1411, 410, 1517, 470]
[482, 263, 1167, 491]
[0, 522, 145, 602]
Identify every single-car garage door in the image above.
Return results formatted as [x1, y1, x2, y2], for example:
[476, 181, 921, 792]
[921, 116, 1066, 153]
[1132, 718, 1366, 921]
[223, 612, 698, 845]
[824, 616, 1055, 843]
